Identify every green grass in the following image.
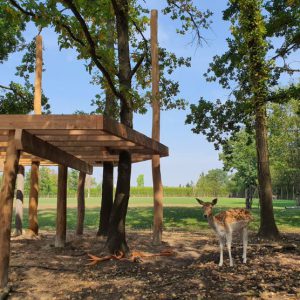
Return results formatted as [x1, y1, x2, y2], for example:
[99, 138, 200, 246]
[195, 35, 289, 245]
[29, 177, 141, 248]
[13, 197, 300, 233]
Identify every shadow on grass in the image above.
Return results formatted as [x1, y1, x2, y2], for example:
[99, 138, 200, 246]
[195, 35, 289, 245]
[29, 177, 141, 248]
[12, 205, 300, 232]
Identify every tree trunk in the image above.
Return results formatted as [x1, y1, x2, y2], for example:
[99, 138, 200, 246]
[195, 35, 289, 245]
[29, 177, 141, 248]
[106, 0, 133, 254]
[15, 165, 25, 236]
[255, 107, 279, 239]
[106, 151, 131, 254]
[28, 161, 40, 235]
[76, 171, 86, 235]
[0, 131, 20, 288]
[98, 162, 114, 236]
[55, 165, 67, 248]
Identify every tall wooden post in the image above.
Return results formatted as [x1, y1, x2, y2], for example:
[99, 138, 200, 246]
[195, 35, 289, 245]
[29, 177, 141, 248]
[151, 10, 164, 245]
[15, 165, 25, 236]
[28, 161, 40, 235]
[76, 171, 86, 235]
[55, 165, 68, 247]
[28, 34, 43, 236]
[34, 34, 42, 115]
[0, 131, 20, 288]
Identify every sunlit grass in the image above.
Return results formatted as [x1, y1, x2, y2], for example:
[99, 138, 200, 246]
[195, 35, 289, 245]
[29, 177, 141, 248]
[13, 197, 300, 232]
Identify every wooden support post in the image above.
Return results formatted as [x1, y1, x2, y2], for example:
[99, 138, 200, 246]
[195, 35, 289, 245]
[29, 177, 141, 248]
[55, 165, 68, 247]
[76, 171, 86, 235]
[15, 165, 25, 236]
[34, 34, 42, 115]
[151, 10, 164, 245]
[28, 161, 40, 235]
[0, 131, 20, 288]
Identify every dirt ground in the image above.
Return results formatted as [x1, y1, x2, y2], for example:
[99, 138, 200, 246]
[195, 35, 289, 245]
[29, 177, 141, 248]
[4, 230, 300, 300]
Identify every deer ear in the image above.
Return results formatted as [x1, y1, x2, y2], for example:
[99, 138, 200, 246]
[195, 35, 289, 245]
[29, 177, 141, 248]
[212, 198, 218, 206]
[196, 198, 205, 205]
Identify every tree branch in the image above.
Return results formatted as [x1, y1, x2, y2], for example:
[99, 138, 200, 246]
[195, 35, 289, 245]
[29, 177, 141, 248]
[0, 84, 28, 101]
[62, 0, 122, 102]
[130, 53, 145, 79]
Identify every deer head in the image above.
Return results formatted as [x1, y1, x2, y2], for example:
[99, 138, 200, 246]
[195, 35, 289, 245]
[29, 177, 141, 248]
[196, 198, 218, 218]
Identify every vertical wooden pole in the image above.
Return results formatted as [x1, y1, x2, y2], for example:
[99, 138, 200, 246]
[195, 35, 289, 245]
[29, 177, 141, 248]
[34, 34, 42, 115]
[151, 10, 164, 245]
[0, 131, 20, 288]
[55, 165, 67, 248]
[76, 171, 86, 235]
[15, 165, 25, 236]
[28, 161, 40, 235]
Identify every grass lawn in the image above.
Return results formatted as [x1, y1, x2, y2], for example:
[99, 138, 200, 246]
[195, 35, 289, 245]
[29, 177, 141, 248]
[13, 196, 300, 233]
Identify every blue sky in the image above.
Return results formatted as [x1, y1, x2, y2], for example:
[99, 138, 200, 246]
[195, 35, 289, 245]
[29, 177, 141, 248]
[2, 0, 285, 186]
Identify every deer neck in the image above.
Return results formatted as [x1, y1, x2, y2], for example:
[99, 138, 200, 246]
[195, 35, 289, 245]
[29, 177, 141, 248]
[207, 213, 217, 231]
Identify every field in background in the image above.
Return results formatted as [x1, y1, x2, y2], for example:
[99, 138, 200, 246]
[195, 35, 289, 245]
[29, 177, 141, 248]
[13, 197, 300, 233]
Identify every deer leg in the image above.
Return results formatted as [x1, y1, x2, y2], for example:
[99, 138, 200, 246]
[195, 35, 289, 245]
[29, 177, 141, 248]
[218, 238, 224, 266]
[226, 233, 233, 266]
[242, 227, 248, 263]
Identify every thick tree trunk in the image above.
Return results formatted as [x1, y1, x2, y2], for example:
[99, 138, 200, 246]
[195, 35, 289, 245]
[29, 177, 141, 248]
[0, 131, 20, 288]
[15, 165, 25, 236]
[76, 171, 86, 235]
[28, 161, 40, 235]
[106, 0, 133, 254]
[98, 162, 114, 236]
[55, 165, 68, 248]
[255, 107, 279, 239]
[106, 151, 131, 254]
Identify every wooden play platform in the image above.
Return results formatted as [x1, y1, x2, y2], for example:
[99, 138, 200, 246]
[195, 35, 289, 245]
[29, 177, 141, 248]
[0, 115, 169, 172]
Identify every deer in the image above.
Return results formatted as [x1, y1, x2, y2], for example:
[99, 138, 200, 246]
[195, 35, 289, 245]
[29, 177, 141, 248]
[196, 198, 253, 267]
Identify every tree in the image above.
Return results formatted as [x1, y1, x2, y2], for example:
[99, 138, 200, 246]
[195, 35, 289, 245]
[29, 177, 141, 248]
[0, 3, 50, 114]
[39, 167, 57, 197]
[196, 169, 229, 197]
[68, 169, 79, 193]
[186, 0, 294, 239]
[8, 0, 211, 254]
[137, 174, 144, 187]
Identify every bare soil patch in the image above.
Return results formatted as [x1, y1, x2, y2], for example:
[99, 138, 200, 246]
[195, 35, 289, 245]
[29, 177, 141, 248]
[5, 230, 300, 299]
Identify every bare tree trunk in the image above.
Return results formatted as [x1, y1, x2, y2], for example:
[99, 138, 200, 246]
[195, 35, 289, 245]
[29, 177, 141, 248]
[106, 0, 133, 255]
[98, 162, 114, 236]
[28, 161, 40, 235]
[76, 171, 86, 235]
[15, 165, 25, 236]
[106, 151, 131, 254]
[55, 165, 68, 248]
[255, 107, 279, 239]
[0, 131, 20, 288]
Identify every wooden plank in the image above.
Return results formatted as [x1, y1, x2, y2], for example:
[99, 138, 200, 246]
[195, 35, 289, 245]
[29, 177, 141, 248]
[103, 117, 169, 156]
[0, 131, 20, 288]
[14, 129, 93, 175]
[28, 161, 40, 235]
[28, 129, 106, 136]
[37, 135, 122, 142]
[0, 115, 102, 130]
[49, 141, 137, 147]
[76, 172, 86, 235]
[55, 165, 67, 248]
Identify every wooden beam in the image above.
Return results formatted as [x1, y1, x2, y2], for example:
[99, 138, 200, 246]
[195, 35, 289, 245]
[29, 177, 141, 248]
[49, 141, 137, 147]
[103, 117, 169, 156]
[76, 172, 86, 235]
[28, 161, 40, 235]
[34, 35, 42, 115]
[0, 115, 101, 130]
[15, 165, 25, 236]
[55, 165, 67, 247]
[37, 135, 122, 142]
[0, 131, 20, 288]
[14, 129, 93, 175]
[151, 9, 163, 245]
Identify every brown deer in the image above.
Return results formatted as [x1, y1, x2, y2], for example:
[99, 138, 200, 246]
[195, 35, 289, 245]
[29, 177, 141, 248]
[196, 198, 253, 266]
